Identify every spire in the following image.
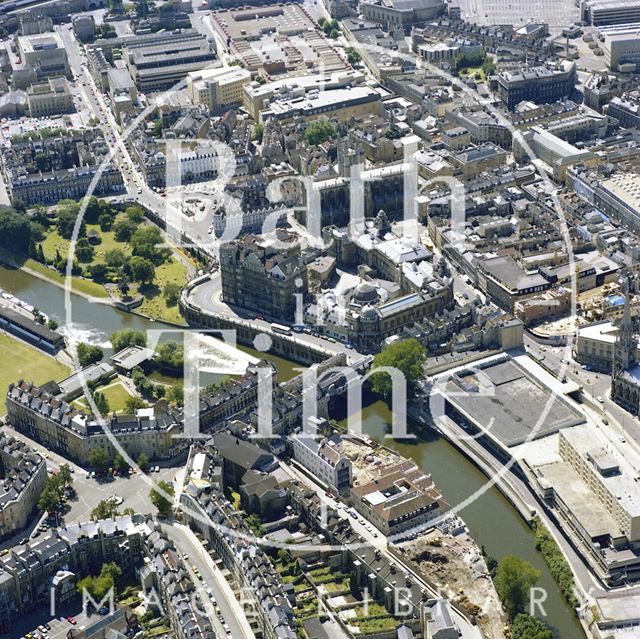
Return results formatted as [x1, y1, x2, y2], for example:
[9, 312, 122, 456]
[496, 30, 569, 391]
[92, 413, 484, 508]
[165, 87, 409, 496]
[622, 278, 632, 331]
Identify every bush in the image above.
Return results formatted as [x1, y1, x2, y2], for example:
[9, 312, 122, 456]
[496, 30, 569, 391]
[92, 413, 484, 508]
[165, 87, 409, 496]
[304, 121, 337, 146]
[532, 518, 578, 608]
[76, 342, 104, 367]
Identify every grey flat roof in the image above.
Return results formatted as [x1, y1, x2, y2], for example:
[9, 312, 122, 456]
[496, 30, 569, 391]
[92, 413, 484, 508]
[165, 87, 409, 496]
[445, 359, 585, 447]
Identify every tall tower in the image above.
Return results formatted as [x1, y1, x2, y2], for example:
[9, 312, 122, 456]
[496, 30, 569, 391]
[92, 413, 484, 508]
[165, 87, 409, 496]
[613, 281, 637, 376]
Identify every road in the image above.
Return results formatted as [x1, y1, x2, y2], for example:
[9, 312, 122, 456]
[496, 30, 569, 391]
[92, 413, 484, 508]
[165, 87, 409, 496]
[0, 421, 179, 531]
[523, 334, 640, 454]
[163, 522, 256, 639]
[184, 270, 361, 362]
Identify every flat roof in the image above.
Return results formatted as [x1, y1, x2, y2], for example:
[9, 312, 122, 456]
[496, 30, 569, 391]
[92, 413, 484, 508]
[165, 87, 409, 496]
[538, 460, 620, 539]
[443, 358, 585, 447]
[578, 321, 618, 344]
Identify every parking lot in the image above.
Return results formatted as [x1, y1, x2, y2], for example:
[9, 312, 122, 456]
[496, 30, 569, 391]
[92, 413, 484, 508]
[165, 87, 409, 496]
[63, 465, 179, 523]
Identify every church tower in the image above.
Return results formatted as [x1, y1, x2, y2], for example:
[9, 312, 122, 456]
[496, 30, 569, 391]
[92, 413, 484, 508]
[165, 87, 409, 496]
[613, 282, 637, 376]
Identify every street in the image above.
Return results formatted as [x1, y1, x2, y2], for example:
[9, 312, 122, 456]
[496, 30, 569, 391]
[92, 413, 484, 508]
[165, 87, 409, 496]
[164, 522, 256, 639]
[523, 334, 640, 454]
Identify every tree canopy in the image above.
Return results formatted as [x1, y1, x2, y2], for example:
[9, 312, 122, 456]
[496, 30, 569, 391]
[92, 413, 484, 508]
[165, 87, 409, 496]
[150, 480, 174, 517]
[76, 342, 104, 367]
[154, 340, 183, 371]
[511, 614, 555, 639]
[110, 329, 146, 353]
[88, 447, 111, 472]
[304, 121, 337, 146]
[369, 338, 426, 398]
[494, 555, 541, 621]
[0, 206, 32, 254]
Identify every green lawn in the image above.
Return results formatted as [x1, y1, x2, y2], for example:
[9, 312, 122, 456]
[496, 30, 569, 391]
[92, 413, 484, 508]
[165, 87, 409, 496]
[39, 218, 189, 323]
[41, 223, 129, 264]
[0, 334, 71, 405]
[135, 257, 188, 325]
[0, 247, 109, 298]
[458, 65, 486, 81]
[72, 380, 133, 414]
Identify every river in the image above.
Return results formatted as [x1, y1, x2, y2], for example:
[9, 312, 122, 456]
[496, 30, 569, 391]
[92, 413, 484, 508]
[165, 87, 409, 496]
[0, 265, 584, 638]
[336, 399, 585, 639]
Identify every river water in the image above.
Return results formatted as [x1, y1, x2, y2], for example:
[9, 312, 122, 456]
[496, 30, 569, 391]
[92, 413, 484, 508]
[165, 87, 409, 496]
[0, 265, 584, 638]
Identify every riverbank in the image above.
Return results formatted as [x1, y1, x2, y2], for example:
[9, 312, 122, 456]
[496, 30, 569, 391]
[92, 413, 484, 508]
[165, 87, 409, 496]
[336, 398, 586, 639]
[0, 247, 111, 300]
[0, 263, 586, 638]
[0, 248, 188, 328]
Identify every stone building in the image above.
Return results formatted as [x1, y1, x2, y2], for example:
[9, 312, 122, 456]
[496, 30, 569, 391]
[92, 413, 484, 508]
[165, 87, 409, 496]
[610, 290, 640, 414]
[219, 233, 307, 321]
[5, 381, 185, 465]
[0, 434, 47, 541]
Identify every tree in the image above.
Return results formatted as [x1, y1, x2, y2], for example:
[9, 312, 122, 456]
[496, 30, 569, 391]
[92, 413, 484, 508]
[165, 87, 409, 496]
[455, 50, 486, 71]
[56, 200, 84, 239]
[38, 486, 62, 514]
[34, 151, 49, 172]
[511, 614, 554, 639]
[76, 342, 104, 367]
[130, 226, 169, 264]
[163, 282, 181, 307]
[329, 28, 340, 39]
[98, 213, 113, 231]
[113, 218, 136, 242]
[105, 248, 126, 268]
[84, 196, 101, 224]
[110, 329, 146, 352]
[494, 556, 541, 621]
[125, 206, 145, 223]
[0, 206, 32, 254]
[369, 338, 426, 398]
[245, 513, 266, 537]
[114, 453, 130, 474]
[76, 562, 121, 602]
[253, 123, 264, 142]
[88, 447, 111, 473]
[91, 499, 120, 521]
[151, 119, 163, 138]
[75, 238, 94, 263]
[345, 47, 361, 66]
[304, 121, 337, 146]
[58, 464, 73, 488]
[137, 452, 150, 472]
[89, 262, 109, 283]
[93, 391, 110, 415]
[150, 480, 174, 517]
[128, 255, 155, 284]
[125, 395, 147, 413]
[482, 56, 496, 76]
[154, 341, 183, 371]
[167, 383, 184, 407]
[47, 318, 59, 330]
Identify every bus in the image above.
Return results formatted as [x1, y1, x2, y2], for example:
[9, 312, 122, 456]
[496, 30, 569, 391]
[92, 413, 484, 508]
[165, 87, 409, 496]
[271, 323, 292, 336]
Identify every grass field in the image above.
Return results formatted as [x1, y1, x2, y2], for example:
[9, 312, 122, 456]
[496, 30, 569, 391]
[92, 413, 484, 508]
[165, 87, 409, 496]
[40, 218, 189, 324]
[0, 247, 109, 298]
[136, 257, 188, 325]
[0, 334, 71, 405]
[72, 380, 133, 414]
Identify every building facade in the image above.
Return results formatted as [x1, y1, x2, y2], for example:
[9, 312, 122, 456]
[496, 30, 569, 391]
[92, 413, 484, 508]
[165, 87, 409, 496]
[219, 234, 306, 321]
